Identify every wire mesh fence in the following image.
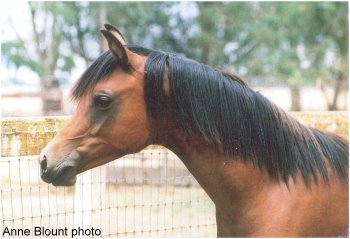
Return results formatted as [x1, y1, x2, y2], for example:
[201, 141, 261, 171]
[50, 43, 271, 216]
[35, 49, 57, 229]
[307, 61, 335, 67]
[1, 112, 348, 237]
[1, 117, 217, 237]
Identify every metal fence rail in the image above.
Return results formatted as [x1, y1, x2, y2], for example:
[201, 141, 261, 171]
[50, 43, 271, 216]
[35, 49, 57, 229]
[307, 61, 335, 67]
[1, 112, 348, 237]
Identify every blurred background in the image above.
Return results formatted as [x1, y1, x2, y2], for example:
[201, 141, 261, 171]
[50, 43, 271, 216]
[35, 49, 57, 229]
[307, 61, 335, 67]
[1, 1, 348, 117]
[1, 3, 348, 236]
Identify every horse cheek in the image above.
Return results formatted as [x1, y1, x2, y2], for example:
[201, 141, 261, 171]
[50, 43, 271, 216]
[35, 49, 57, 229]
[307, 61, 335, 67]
[111, 115, 150, 153]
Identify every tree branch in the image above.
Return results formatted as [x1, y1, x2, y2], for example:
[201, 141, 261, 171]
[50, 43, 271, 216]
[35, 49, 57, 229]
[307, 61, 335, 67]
[28, 2, 46, 61]
[48, 14, 61, 76]
[73, 3, 89, 65]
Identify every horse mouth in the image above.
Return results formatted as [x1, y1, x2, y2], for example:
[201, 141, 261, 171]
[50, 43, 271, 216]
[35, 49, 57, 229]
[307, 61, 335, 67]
[41, 165, 77, 186]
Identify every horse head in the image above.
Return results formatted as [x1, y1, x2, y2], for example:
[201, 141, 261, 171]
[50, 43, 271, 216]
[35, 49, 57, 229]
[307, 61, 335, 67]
[39, 25, 151, 186]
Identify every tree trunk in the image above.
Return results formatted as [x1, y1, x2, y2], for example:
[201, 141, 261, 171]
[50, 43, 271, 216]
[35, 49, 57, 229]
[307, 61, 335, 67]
[290, 86, 301, 111]
[40, 76, 63, 115]
[319, 72, 348, 111]
[328, 72, 346, 111]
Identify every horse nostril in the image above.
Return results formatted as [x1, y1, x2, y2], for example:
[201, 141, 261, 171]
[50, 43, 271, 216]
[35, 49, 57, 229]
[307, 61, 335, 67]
[40, 155, 47, 171]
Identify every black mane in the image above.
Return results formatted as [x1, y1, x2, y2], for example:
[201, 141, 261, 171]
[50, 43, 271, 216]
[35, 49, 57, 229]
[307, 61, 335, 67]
[72, 45, 349, 184]
[72, 51, 118, 100]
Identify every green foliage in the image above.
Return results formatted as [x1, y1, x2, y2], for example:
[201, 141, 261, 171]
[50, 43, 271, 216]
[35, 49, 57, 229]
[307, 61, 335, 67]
[2, 1, 348, 91]
[2, 40, 47, 76]
[246, 2, 348, 87]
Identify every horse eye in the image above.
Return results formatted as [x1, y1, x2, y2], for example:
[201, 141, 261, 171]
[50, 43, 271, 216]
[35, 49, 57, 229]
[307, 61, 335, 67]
[93, 95, 113, 109]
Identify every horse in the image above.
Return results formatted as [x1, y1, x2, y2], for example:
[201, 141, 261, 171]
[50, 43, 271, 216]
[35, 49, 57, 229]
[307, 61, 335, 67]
[39, 24, 348, 237]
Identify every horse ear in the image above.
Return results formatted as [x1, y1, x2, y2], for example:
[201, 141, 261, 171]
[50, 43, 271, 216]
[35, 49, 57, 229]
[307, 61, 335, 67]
[100, 28, 129, 68]
[101, 24, 145, 71]
[104, 24, 127, 44]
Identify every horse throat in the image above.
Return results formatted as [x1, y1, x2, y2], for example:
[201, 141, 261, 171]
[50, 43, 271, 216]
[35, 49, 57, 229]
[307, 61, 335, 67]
[154, 124, 285, 236]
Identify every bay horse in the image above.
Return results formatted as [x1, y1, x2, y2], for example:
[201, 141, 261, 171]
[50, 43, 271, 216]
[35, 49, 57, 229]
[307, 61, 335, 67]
[39, 24, 348, 237]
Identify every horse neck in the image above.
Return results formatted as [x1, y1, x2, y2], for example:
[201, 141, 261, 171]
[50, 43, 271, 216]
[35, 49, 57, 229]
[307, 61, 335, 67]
[164, 131, 278, 201]
[150, 116, 291, 235]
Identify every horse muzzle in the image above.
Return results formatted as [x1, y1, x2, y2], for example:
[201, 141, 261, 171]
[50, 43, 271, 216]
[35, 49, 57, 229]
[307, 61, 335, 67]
[39, 153, 78, 186]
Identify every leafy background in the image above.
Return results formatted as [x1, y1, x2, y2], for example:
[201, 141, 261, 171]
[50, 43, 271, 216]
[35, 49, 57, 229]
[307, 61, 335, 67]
[2, 2, 348, 111]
